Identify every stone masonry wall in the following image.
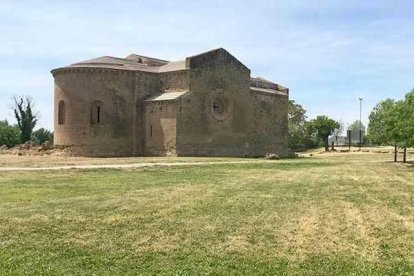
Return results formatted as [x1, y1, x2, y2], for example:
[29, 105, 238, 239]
[175, 49, 254, 156]
[54, 69, 137, 157]
[249, 90, 288, 157]
[144, 101, 177, 156]
[159, 71, 189, 92]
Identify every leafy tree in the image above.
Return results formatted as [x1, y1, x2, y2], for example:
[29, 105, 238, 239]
[12, 96, 38, 143]
[31, 128, 54, 145]
[303, 121, 320, 149]
[288, 100, 308, 150]
[368, 99, 395, 145]
[307, 116, 340, 151]
[367, 98, 401, 161]
[348, 120, 366, 146]
[348, 120, 366, 134]
[393, 90, 414, 162]
[402, 90, 414, 148]
[0, 120, 20, 148]
[367, 89, 414, 162]
[332, 120, 344, 146]
[384, 100, 406, 162]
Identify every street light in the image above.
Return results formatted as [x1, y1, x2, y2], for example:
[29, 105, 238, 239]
[358, 98, 363, 150]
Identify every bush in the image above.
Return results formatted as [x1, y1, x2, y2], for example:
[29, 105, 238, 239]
[31, 128, 54, 145]
[0, 120, 20, 148]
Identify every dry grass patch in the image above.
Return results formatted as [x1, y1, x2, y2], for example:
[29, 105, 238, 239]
[0, 154, 250, 168]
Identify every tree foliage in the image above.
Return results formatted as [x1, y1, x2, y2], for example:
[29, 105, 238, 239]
[399, 91, 414, 148]
[31, 128, 54, 145]
[287, 100, 320, 151]
[332, 120, 344, 145]
[368, 89, 414, 162]
[368, 99, 395, 145]
[388, 91, 414, 149]
[12, 96, 38, 143]
[307, 116, 340, 151]
[288, 100, 307, 150]
[0, 120, 20, 148]
[348, 120, 366, 134]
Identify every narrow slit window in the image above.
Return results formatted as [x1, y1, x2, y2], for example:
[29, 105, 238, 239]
[150, 125, 153, 137]
[58, 100, 65, 125]
[96, 106, 100, 124]
[91, 101, 103, 125]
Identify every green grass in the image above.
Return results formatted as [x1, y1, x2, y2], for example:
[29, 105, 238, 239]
[0, 153, 413, 275]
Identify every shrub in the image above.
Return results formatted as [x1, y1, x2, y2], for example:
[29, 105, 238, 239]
[0, 120, 20, 148]
[31, 128, 54, 145]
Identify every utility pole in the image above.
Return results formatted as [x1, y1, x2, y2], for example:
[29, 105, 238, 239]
[359, 98, 363, 151]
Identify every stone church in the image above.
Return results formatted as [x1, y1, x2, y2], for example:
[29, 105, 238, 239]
[51, 48, 289, 157]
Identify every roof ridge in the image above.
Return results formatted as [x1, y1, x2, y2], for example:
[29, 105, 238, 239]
[125, 53, 169, 63]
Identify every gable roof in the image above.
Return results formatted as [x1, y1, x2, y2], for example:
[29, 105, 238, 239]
[53, 55, 188, 74]
[185, 48, 250, 72]
[51, 49, 288, 93]
[250, 77, 288, 94]
[124, 54, 169, 66]
[69, 56, 160, 72]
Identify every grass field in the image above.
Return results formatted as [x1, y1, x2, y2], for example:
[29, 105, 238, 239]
[0, 151, 413, 275]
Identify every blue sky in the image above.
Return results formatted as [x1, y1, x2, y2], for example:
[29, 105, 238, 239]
[0, 0, 413, 131]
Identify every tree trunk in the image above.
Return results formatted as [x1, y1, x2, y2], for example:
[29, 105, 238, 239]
[394, 144, 398, 162]
[324, 137, 329, 151]
[403, 147, 407, 163]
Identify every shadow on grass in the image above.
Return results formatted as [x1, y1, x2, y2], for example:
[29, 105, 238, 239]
[382, 160, 414, 170]
[405, 160, 414, 167]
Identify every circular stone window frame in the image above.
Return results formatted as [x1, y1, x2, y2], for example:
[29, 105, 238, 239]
[210, 95, 232, 121]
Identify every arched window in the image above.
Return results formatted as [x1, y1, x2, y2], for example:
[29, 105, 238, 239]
[58, 100, 65, 125]
[90, 101, 103, 125]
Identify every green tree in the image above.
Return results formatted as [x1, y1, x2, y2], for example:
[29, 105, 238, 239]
[402, 90, 414, 148]
[383, 100, 404, 162]
[367, 98, 400, 161]
[288, 100, 308, 150]
[348, 120, 366, 134]
[348, 120, 366, 146]
[0, 120, 20, 148]
[332, 120, 344, 146]
[368, 98, 395, 145]
[393, 90, 414, 162]
[368, 89, 414, 162]
[307, 116, 340, 151]
[12, 96, 38, 143]
[31, 128, 54, 145]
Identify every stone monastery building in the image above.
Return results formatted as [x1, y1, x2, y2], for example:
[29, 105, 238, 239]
[51, 48, 289, 157]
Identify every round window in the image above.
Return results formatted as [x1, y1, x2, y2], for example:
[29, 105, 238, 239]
[211, 96, 231, 121]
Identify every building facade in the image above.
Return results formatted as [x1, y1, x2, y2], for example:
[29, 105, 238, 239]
[51, 48, 289, 157]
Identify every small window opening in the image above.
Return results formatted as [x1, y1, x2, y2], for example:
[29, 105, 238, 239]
[58, 100, 65, 125]
[96, 106, 100, 124]
[91, 101, 103, 125]
[150, 125, 153, 137]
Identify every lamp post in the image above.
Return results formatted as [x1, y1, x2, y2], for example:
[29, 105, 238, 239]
[358, 98, 363, 151]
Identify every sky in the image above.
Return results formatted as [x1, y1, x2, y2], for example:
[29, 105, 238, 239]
[0, 0, 413, 131]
